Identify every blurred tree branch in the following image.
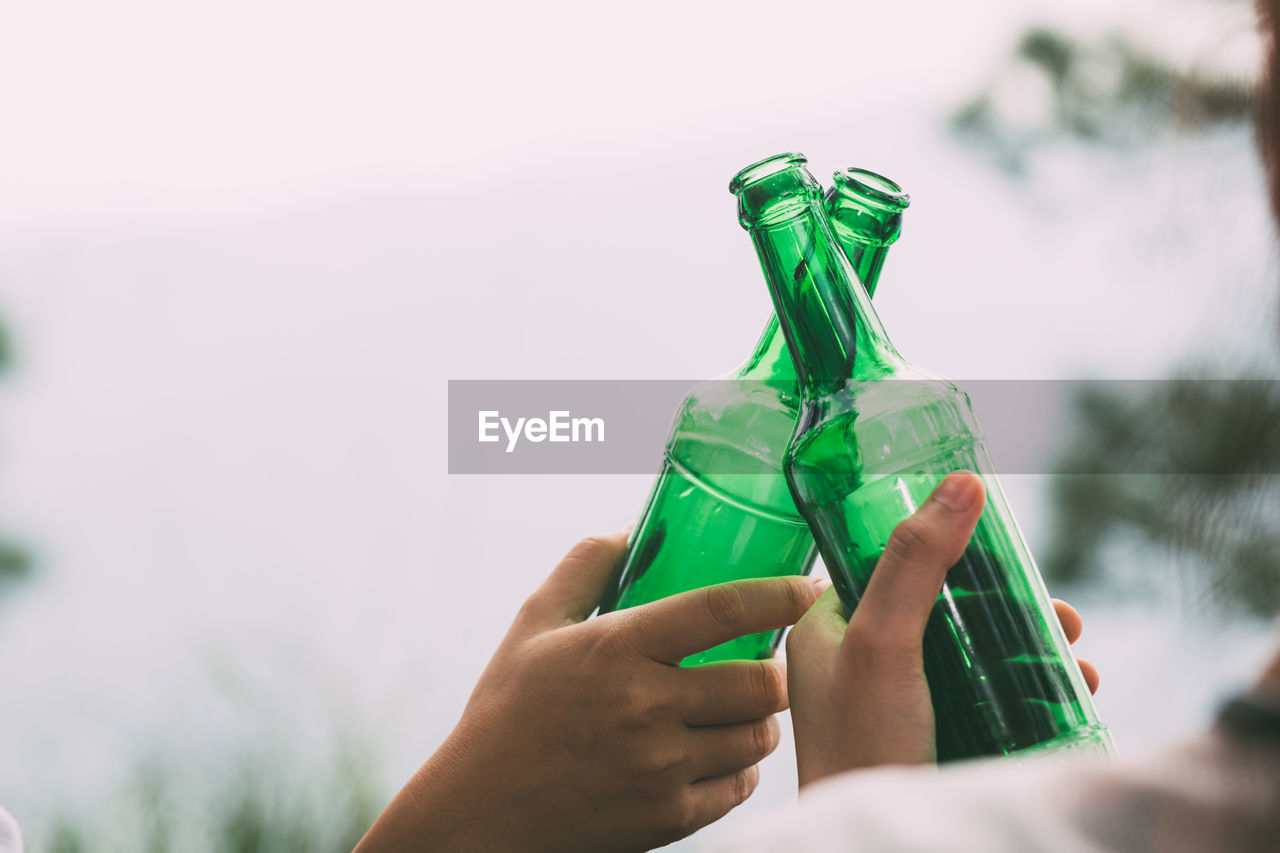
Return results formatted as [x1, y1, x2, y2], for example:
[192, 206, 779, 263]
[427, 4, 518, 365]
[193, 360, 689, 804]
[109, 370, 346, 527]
[953, 26, 1256, 172]
[1043, 373, 1280, 618]
[0, 309, 32, 599]
[952, 11, 1279, 620]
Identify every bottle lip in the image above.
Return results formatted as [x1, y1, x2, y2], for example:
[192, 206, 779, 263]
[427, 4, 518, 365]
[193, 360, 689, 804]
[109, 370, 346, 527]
[728, 152, 808, 195]
[832, 167, 911, 210]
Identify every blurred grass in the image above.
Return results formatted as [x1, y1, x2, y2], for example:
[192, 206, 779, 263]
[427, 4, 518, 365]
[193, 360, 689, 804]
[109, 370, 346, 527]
[37, 735, 384, 853]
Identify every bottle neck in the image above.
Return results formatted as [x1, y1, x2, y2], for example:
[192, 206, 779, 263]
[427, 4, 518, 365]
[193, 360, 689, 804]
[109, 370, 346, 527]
[737, 177, 904, 382]
[824, 167, 909, 299]
[840, 240, 890, 298]
[737, 315, 795, 381]
[745, 196, 900, 394]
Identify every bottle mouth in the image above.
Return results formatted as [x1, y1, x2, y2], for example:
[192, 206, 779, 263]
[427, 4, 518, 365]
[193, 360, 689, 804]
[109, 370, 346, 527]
[730, 152, 822, 229]
[728, 152, 808, 195]
[832, 168, 910, 211]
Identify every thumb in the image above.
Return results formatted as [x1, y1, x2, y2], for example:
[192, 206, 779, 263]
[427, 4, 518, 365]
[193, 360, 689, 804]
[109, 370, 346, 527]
[849, 472, 986, 644]
[516, 528, 630, 631]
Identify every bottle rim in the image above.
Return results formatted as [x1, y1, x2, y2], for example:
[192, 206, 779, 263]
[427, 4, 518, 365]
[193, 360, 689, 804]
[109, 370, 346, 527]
[728, 152, 807, 195]
[832, 167, 911, 210]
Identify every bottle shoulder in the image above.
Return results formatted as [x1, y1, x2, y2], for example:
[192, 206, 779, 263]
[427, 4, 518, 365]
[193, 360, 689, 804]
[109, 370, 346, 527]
[789, 373, 982, 480]
[673, 373, 801, 430]
[660, 378, 803, 519]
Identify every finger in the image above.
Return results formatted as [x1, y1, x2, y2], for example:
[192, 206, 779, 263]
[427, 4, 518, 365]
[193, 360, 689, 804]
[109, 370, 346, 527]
[788, 585, 847, 647]
[518, 529, 629, 630]
[626, 576, 825, 665]
[684, 765, 760, 833]
[1079, 657, 1100, 694]
[678, 659, 788, 726]
[850, 472, 986, 643]
[1053, 599, 1084, 644]
[688, 716, 780, 781]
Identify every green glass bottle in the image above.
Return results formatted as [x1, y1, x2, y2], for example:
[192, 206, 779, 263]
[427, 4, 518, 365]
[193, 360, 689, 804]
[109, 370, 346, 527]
[596, 168, 910, 667]
[731, 152, 1113, 761]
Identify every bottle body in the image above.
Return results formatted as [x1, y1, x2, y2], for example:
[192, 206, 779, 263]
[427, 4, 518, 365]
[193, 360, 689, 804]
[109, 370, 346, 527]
[598, 322, 817, 666]
[788, 378, 1114, 760]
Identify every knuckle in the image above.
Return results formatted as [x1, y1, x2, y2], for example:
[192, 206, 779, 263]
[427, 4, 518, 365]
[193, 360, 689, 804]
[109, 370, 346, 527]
[663, 787, 702, 839]
[701, 584, 748, 634]
[885, 516, 932, 563]
[574, 618, 628, 670]
[747, 717, 778, 759]
[751, 662, 787, 712]
[594, 611, 641, 658]
[513, 593, 546, 627]
[845, 617, 918, 662]
[781, 576, 815, 618]
[843, 617, 879, 651]
[593, 661, 661, 734]
[785, 620, 811, 657]
[616, 680, 660, 727]
[733, 765, 759, 806]
[566, 534, 616, 566]
[640, 745, 690, 781]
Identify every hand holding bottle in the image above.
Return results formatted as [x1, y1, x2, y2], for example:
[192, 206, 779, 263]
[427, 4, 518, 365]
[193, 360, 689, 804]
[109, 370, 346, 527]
[787, 473, 1100, 788]
[356, 530, 825, 853]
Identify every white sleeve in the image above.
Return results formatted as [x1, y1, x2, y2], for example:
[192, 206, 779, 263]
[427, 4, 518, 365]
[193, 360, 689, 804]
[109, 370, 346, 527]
[704, 730, 1280, 853]
[0, 806, 22, 853]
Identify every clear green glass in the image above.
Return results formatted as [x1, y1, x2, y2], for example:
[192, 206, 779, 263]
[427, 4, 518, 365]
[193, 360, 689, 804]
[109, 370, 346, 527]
[596, 170, 909, 667]
[731, 153, 1113, 761]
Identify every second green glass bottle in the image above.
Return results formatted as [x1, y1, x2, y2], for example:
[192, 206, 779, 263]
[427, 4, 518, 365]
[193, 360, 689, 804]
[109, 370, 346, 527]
[730, 152, 1113, 761]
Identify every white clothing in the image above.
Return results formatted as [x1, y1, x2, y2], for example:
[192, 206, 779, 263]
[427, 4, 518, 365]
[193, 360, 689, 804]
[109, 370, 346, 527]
[708, 727, 1280, 852]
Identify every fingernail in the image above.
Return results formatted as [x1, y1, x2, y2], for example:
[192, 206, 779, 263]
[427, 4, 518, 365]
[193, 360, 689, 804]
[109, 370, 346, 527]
[811, 576, 831, 591]
[933, 472, 980, 512]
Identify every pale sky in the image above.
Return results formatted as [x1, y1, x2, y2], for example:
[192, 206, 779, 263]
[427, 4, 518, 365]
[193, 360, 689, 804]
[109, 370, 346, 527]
[0, 0, 1252, 229]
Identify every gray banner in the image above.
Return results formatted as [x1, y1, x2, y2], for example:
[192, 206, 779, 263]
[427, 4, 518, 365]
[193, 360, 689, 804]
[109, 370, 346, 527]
[447, 379, 1280, 475]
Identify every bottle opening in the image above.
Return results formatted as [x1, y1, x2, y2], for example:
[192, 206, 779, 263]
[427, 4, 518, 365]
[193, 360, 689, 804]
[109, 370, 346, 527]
[729, 153, 808, 195]
[730, 153, 822, 229]
[833, 168, 910, 211]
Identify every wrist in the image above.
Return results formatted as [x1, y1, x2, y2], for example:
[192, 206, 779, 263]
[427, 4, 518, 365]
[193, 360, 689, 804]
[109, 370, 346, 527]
[356, 731, 494, 852]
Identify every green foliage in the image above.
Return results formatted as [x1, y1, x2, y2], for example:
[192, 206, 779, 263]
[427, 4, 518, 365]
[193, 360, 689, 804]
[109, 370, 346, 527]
[46, 819, 89, 853]
[0, 540, 31, 587]
[210, 741, 382, 853]
[0, 314, 11, 373]
[953, 26, 1255, 170]
[0, 311, 30, 601]
[953, 12, 1280, 621]
[28, 738, 385, 853]
[1043, 373, 1280, 618]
